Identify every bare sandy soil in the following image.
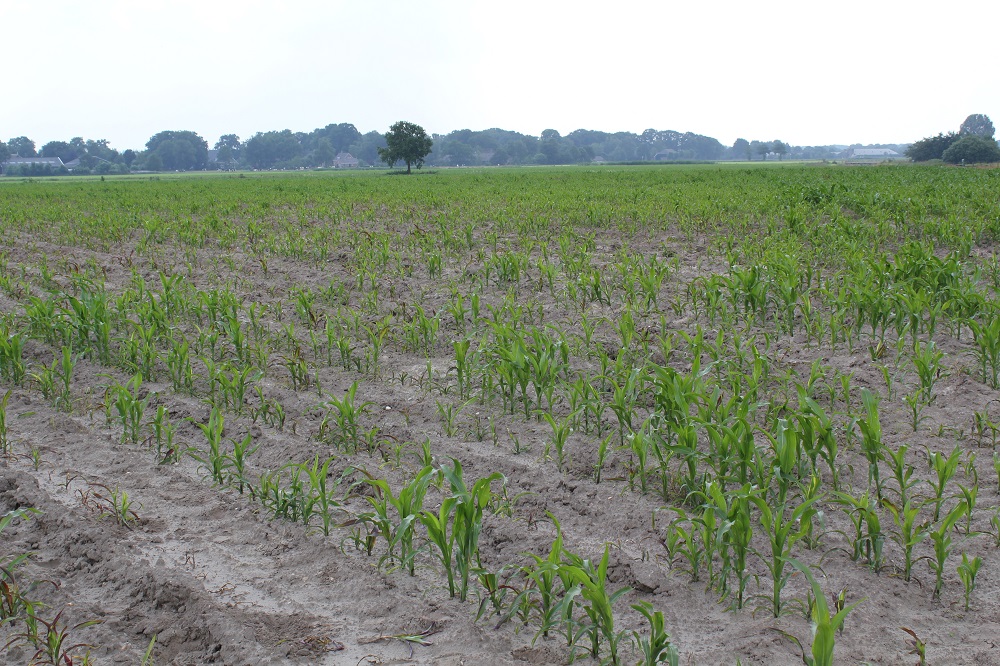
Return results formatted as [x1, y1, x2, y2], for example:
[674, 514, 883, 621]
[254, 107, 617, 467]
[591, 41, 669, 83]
[2, 225, 1000, 666]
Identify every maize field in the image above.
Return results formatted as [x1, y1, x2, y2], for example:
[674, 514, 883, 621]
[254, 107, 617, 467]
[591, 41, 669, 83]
[1, 163, 1000, 664]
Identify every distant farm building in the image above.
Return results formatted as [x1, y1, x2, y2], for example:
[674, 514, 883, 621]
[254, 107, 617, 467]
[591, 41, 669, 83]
[1, 156, 67, 174]
[2, 156, 66, 169]
[843, 148, 902, 163]
[334, 152, 359, 168]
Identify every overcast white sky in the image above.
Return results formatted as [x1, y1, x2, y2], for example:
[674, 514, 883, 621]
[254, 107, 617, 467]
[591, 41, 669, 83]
[4, 1, 999, 151]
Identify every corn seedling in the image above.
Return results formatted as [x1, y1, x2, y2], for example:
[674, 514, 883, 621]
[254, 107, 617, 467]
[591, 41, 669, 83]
[750, 493, 822, 618]
[833, 491, 885, 572]
[80, 482, 140, 528]
[956, 483, 977, 534]
[0, 389, 12, 456]
[300, 456, 346, 537]
[901, 627, 927, 665]
[924, 445, 961, 522]
[542, 411, 574, 473]
[0, 330, 27, 385]
[781, 559, 864, 666]
[106, 374, 149, 445]
[225, 433, 259, 494]
[882, 443, 918, 508]
[856, 389, 884, 500]
[150, 405, 182, 464]
[881, 499, 928, 583]
[359, 466, 433, 575]
[902, 389, 929, 432]
[190, 407, 229, 485]
[16, 608, 100, 666]
[436, 399, 462, 437]
[164, 334, 195, 394]
[561, 544, 631, 665]
[927, 500, 967, 600]
[440, 458, 503, 601]
[318, 381, 374, 453]
[968, 316, 1000, 388]
[631, 601, 680, 666]
[957, 553, 981, 611]
[911, 339, 945, 403]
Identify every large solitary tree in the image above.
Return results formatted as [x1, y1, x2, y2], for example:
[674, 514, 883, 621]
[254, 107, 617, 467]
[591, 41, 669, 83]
[378, 121, 433, 173]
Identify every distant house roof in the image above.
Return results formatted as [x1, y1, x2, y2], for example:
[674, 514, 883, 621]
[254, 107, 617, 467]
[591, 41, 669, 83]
[653, 149, 679, 161]
[850, 148, 900, 158]
[334, 152, 359, 168]
[4, 156, 65, 167]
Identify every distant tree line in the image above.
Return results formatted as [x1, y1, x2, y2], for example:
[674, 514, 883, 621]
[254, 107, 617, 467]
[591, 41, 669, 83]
[14, 117, 993, 175]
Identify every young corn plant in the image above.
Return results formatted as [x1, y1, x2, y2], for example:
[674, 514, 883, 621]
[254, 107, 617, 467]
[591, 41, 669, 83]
[33, 346, 76, 412]
[561, 544, 631, 665]
[165, 334, 195, 394]
[856, 389, 885, 500]
[631, 601, 680, 666]
[217, 364, 263, 415]
[0, 388, 12, 456]
[665, 513, 705, 584]
[750, 493, 822, 618]
[882, 443, 918, 508]
[542, 411, 574, 473]
[420, 494, 460, 599]
[911, 339, 945, 403]
[497, 516, 572, 638]
[150, 405, 182, 464]
[957, 553, 982, 612]
[318, 381, 374, 453]
[707, 482, 755, 609]
[781, 559, 864, 666]
[0, 330, 27, 385]
[833, 491, 885, 572]
[302, 456, 345, 537]
[359, 466, 433, 576]
[224, 433, 259, 494]
[106, 374, 149, 446]
[440, 458, 503, 601]
[881, 498, 929, 583]
[927, 500, 968, 600]
[190, 407, 229, 486]
[16, 608, 100, 666]
[968, 315, 1000, 388]
[925, 446, 962, 522]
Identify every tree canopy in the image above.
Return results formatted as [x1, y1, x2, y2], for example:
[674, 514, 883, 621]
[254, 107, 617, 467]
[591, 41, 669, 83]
[959, 114, 995, 138]
[145, 130, 208, 170]
[243, 130, 301, 169]
[378, 121, 433, 173]
[941, 135, 1000, 164]
[8, 136, 36, 157]
[905, 132, 959, 162]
